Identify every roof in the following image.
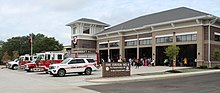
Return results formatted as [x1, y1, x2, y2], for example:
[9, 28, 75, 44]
[97, 7, 211, 35]
[66, 18, 110, 27]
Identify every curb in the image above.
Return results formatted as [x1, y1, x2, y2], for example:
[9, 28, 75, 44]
[86, 70, 220, 83]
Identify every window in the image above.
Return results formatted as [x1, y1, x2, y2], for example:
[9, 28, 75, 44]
[156, 36, 173, 43]
[139, 39, 152, 45]
[182, 35, 187, 41]
[125, 41, 137, 46]
[25, 57, 29, 61]
[176, 34, 197, 42]
[45, 54, 50, 60]
[87, 59, 95, 63]
[176, 36, 181, 42]
[57, 54, 63, 60]
[83, 26, 90, 34]
[72, 27, 76, 34]
[215, 35, 220, 41]
[110, 42, 119, 47]
[187, 35, 192, 41]
[99, 43, 108, 48]
[68, 60, 76, 64]
[75, 59, 85, 63]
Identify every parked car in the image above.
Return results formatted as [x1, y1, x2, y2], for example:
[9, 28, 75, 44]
[7, 59, 19, 70]
[49, 58, 97, 77]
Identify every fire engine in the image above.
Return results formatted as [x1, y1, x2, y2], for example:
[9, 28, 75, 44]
[24, 52, 66, 72]
[19, 54, 36, 69]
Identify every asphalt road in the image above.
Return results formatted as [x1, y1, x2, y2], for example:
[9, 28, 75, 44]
[82, 72, 220, 93]
[0, 68, 101, 93]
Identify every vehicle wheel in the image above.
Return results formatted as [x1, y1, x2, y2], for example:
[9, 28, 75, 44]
[57, 69, 66, 77]
[78, 72, 83, 75]
[12, 65, 18, 70]
[27, 68, 33, 72]
[84, 68, 92, 75]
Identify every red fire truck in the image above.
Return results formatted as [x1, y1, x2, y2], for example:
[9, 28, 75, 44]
[19, 54, 36, 69]
[24, 52, 66, 72]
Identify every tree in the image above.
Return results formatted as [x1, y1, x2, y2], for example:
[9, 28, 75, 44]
[2, 52, 10, 64]
[0, 33, 63, 60]
[13, 51, 19, 60]
[212, 48, 220, 60]
[165, 45, 180, 70]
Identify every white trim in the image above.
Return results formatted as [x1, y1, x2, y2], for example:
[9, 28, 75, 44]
[139, 37, 152, 40]
[99, 42, 108, 44]
[109, 40, 120, 43]
[214, 32, 220, 36]
[176, 32, 197, 36]
[155, 34, 173, 38]
[97, 24, 203, 40]
[125, 39, 137, 42]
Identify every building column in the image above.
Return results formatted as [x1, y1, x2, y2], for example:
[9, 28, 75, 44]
[119, 36, 125, 61]
[152, 32, 156, 65]
[137, 34, 139, 59]
[108, 40, 110, 60]
[197, 27, 204, 67]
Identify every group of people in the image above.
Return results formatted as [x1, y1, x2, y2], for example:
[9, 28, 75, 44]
[164, 57, 196, 67]
[128, 58, 155, 69]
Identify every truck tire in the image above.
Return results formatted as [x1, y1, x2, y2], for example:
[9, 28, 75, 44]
[84, 68, 92, 75]
[12, 65, 18, 70]
[57, 69, 66, 77]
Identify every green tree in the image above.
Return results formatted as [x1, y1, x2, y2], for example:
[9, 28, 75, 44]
[13, 51, 19, 60]
[0, 33, 63, 60]
[212, 48, 220, 60]
[165, 45, 180, 70]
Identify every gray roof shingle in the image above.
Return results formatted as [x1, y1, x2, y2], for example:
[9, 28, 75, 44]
[97, 7, 210, 35]
[66, 18, 110, 27]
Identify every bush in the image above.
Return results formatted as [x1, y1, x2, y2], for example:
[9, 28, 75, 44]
[213, 66, 220, 69]
[198, 66, 208, 69]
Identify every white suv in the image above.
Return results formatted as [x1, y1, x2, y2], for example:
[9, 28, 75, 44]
[48, 58, 97, 77]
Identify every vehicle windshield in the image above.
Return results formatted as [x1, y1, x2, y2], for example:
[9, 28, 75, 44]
[60, 58, 70, 64]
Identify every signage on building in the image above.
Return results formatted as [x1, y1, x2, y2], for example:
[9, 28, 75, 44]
[73, 37, 77, 44]
[102, 62, 130, 77]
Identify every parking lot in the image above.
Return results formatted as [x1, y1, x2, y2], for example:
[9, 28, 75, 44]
[0, 67, 102, 93]
[0, 66, 190, 93]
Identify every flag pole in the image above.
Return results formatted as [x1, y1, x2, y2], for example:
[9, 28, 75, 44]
[30, 34, 33, 56]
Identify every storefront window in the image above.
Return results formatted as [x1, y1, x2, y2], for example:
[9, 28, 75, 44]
[139, 39, 152, 45]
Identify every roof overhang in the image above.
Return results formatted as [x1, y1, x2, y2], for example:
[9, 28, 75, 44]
[96, 15, 218, 36]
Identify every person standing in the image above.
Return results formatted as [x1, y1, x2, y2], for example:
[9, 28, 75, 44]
[184, 57, 187, 66]
[151, 59, 155, 66]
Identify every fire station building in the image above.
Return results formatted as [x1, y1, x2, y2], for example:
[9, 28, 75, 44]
[67, 7, 220, 68]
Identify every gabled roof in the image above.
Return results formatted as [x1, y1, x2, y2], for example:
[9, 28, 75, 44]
[97, 7, 211, 35]
[66, 18, 110, 27]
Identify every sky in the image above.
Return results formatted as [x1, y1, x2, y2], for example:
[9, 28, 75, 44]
[0, 0, 220, 46]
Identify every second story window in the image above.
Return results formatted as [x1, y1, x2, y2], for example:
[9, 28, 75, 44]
[72, 27, 76, 34]
[110, 42, 119, 47]
[99, 43, 108, 48]
[125, 41, 137, 46]
[83, 26, 90, 34]
[156, 36, 173, 43]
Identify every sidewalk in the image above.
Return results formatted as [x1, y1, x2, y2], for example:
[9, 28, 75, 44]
[87, 66, 220, 83]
